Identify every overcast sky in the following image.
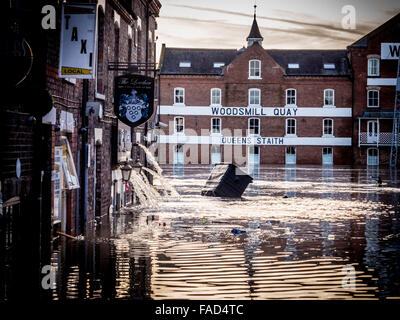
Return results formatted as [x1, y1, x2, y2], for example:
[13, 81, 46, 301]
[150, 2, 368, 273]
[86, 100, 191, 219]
[155, 0, 399, 60]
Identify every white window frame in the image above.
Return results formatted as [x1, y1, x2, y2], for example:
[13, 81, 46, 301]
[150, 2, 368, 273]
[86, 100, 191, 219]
[248, 146, 260, 165]
[288, 63, 299, 69]
[324, 64, 335, 69]
[174, 116, 184, 134]
[174, 87, 185, 105]
[286, 118, 296, 136]
[324, 89, 335, 107]
[211, 118, 222, 135]
[322, 147, 333, 165]
[286, 88, 297, 106]
[368, 58, 380, 76]
[323, 118, 334, 137]
[248, 118, 260, 136]
[174, 144, 184, 165]
[248, 88, 261, 106]
[367, 148, 379, 166]
[210, 88, 222, 106]
[367, 120, 379, 144]
[213, 62, 225, 68]
[249, 60, 261, 79]
[367, 89, 380, 108]
[210, 145, 222, 165]
[285, 146, 296, 165]
[179, 61, 191, 68]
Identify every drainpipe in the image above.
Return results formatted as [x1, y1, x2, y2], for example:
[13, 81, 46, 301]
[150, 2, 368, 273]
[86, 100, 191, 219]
[144, 0, 150, 167]
[80, 79, 89, 235]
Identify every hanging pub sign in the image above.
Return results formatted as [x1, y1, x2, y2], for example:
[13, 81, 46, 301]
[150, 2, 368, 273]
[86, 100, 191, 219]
[59, 3, 97, 78]
[114, 75, 155, 127]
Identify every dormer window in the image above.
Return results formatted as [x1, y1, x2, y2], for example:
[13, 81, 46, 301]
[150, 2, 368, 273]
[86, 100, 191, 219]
[288, 64, 299, 69]
[213, 62, 225, 68]
[249, 60, 261, 79]
[179, 62, 191, 68]
[324, 64, 335, 69]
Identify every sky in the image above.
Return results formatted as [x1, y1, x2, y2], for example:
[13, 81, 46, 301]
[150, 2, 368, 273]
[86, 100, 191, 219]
[155, 0, 399, 60]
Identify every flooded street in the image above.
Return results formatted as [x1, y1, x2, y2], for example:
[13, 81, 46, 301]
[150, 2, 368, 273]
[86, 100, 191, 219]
[50, 165, 400, 300]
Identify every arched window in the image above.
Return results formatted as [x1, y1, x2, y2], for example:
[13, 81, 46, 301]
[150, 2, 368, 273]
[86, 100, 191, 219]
[324, 89, 335, 107]
[248, 118, 260, 135]
[174, 88, 185, 105]
[368, 58, 380, 76]
[249, 88, 261, 106]
[249, 60, 261, 78]
[323, 119, 334, 136]
[286, 89, 296, 106]
[211, 118, 221, 134]
[174, 117, 184, 134]
[286, 118, 296, 136]
[210, 88, 222, 106]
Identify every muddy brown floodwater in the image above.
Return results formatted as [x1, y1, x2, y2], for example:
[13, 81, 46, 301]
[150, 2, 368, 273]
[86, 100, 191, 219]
[50, 165, 400, 300]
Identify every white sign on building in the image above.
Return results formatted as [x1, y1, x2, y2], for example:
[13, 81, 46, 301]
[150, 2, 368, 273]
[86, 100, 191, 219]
[381, 43, 400, 60]
[59, 3, 97, 78]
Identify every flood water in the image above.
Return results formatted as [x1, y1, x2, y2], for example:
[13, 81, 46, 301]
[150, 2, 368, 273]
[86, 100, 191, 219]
[50, 165, 400, 300]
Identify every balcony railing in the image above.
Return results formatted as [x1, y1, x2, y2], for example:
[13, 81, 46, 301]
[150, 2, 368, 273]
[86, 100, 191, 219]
[359, 132, 400, 146]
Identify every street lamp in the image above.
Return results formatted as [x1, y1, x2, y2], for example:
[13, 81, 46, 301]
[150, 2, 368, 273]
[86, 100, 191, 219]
[121, 161, 132, 182]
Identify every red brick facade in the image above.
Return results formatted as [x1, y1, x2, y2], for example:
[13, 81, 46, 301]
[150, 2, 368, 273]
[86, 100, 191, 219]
[158, 13, 400, 168]
[159, 43, 353, 166]
[349, 14, 400, 166]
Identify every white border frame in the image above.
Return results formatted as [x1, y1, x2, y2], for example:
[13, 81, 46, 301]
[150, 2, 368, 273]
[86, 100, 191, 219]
[174, 87, 185, 106]
[249, 60, 262, 79]
[248, 88, 261, 107]
[285, 88, 297, 107]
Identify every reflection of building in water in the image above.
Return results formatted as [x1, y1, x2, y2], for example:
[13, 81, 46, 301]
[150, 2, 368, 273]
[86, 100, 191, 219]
[321, 220, 335, 256]
[283, 223, 297, 259]
[364, 214, 380, 270]
[173, 164, 185, 177]
[366, 166, 381, 203]
[284, 166, 297, 197]
[322, 167, 334, 198]
[244, 220, 262, 296]
[248, 164, 260, 180]
[245, 180, 260, 197]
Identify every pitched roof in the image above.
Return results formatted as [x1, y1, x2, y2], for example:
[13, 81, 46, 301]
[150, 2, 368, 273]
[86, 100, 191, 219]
[160, 47, 350, 77]
[160, 48, 241, 75]
[267, 50, 350, 76]
[349, 12, 400, 48]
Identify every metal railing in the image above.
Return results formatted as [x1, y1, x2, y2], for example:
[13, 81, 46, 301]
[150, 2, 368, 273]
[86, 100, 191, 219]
[359, 132, 400, 146]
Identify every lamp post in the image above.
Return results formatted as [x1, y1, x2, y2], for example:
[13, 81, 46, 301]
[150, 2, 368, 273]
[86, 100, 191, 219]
[121, 161, 132, 182]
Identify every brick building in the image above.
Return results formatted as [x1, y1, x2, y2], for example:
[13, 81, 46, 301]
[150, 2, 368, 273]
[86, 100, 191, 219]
[349, 13, 400, 166]
[158, 11, 354, 168]
[1, 0, 161, 300]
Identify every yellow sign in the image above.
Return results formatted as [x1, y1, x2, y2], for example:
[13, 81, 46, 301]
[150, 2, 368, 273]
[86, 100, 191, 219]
[61, 66, 91, 75]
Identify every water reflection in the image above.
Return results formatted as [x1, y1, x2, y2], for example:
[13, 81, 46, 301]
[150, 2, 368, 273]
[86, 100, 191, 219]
[48, 165, 400, 300]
